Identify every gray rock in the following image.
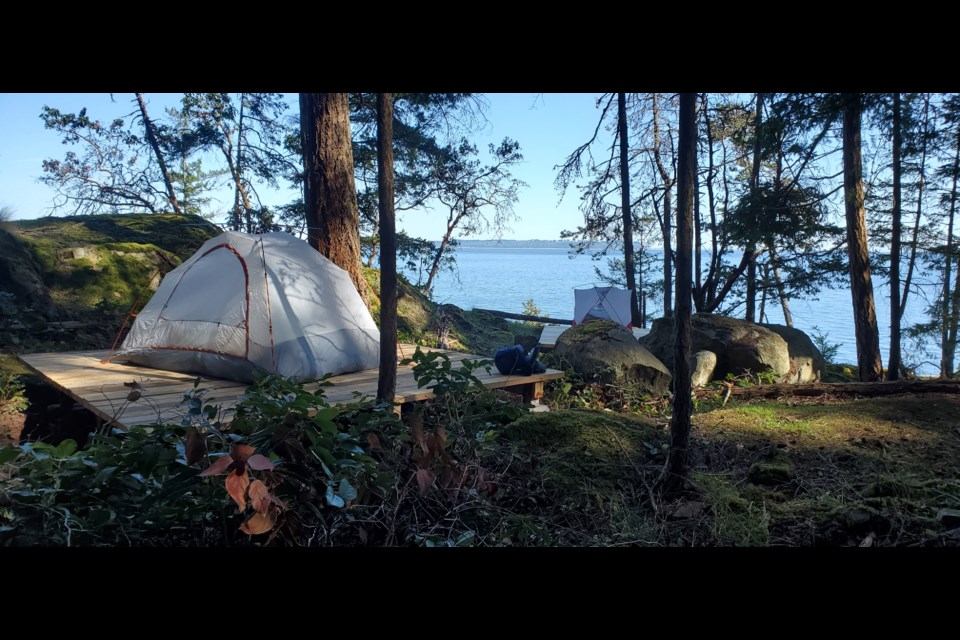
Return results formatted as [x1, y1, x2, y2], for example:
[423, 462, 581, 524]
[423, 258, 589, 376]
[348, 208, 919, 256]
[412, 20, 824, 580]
[691, 350, 718, 387]
[550, 319, 671, 396]
[640, 313, 790, 380]
[761, 323, 825, 383]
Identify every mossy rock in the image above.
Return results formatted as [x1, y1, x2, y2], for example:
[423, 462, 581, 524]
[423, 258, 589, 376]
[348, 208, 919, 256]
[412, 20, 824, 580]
[747, 452, 796, 486]
[550, 320, 671, 396]
[642, 313, 790, 381]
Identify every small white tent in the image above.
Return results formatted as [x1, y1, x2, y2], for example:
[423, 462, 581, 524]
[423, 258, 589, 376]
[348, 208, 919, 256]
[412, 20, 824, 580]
[573, 286, 633, 329]
[113, 231, 380, 382]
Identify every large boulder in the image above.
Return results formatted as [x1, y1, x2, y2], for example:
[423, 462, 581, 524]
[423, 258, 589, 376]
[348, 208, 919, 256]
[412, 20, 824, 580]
[640, 313, 790, 381]
[761, 324, 825, 383]
[549, 320, 671, 395]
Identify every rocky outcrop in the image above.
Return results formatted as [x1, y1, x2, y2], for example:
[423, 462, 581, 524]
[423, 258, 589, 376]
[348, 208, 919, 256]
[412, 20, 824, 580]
[761, 324, 825, 383]
[549, 319, 671, 396]
[640, 313, 790, 382]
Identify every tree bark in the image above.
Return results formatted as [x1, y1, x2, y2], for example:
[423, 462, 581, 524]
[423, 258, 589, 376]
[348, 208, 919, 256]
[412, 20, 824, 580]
[135, 93, 182, 215]
[299, 92, 369, 304]
[888, 93, 903, 380]
[662, 92, 696, 493]
[376, 93, 397, 404]
[842, 94, 883, 382]
[618, 93, 641, 326]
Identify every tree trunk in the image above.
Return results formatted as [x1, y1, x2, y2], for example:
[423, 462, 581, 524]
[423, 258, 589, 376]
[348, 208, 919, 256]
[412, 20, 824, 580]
[652, 93, 674, 318]
[901, 95, 930, 320]
[135, 93, 182, 215]
[663, 190, 673, 317]
[941, 127, 960, 378]
[758, 262, 768, 323]
[236, 93, 248, 232]
[766, 245, 792, 327]
[299, 93, 368, 304]
[376, 93, 397, 404]
[662, 93, 696, 493]
[618, 93, 641, 326]
[745, 93, 764, 324]
[727, 379, 960, 399]
[888, 93, 903, 380]
[700, 95, 720, 313]
[842, 94, 883, 382]
[422, 215, 461, 297]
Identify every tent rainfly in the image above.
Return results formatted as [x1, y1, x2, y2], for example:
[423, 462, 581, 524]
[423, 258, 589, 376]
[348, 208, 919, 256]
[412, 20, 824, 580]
[113, 231, 380, 382]
[573, 286, 633, 329]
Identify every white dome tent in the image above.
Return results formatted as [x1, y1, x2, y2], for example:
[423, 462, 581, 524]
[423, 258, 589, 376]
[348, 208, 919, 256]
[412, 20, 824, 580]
[573, 285, 633, 329]
[112, 231, 380, 382]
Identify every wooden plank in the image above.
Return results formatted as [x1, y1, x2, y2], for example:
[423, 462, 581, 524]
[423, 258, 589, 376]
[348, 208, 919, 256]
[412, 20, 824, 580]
[19, 342, 563, 430]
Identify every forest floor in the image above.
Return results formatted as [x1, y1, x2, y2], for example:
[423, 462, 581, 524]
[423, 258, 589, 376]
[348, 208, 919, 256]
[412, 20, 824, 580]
[492, 391, 960, 546]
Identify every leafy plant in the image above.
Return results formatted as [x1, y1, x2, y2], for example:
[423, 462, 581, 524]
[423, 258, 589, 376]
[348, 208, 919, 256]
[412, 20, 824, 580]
[0, 373, 399, 546]
[0, 372, 28, 416]
[810, 325, 841, 365]
[522, 299, 547, 326]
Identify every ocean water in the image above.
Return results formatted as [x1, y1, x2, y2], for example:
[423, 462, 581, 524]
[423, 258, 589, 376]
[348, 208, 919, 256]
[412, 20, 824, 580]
[400, 246, 941, 375]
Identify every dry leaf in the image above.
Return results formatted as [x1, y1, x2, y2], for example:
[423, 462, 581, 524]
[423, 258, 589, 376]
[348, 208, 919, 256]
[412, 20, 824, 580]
[248, 479, 271, 514]
[366, 432, 382, 450]
[860, 533, 875, 547]
[198, 455, 233, 477]
[239, 510, 275, 535]
[126, 390, 142, 402]
[408, 411, 428, 456]
[123, 380, 142, 390]
[231, 444, 256, 462]
[246, 454, 275, 471]
[415, 468, 436, 497]
[184, 428, 205, 466]
[225, 469, 251, 511]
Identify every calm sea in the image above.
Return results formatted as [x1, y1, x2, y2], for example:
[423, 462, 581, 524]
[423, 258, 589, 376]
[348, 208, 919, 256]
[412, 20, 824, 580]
[401, 246, 941, 375]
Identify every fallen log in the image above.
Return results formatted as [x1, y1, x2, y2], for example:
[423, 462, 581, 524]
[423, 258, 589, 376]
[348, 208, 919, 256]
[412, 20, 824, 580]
[473, 308, 574, 325]
[726, 379, 960, 399]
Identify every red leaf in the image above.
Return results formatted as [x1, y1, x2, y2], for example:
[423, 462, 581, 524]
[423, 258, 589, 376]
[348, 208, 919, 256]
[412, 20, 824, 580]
[415, 469, 436, 497]
[231, 444, 255, 462]
[248, 479, 271, 514]
[225, 470, 250, 511]
[366, 432, 382, 450]
[184, 428, 205, 466]
[198, 455, 233, 477]
[246, 454, 274, 471]
[239, 510, 274, 535]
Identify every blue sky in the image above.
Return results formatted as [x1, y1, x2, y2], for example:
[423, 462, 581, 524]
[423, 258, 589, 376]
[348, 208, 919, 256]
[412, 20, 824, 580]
[0, 92, 608, 241]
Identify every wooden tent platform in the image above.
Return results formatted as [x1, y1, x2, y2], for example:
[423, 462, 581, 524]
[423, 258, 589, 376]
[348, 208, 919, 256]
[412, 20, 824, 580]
[19, 344, 563, 430]
[539, 324, 651, 349]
